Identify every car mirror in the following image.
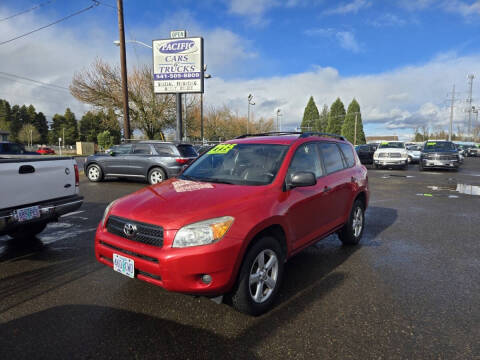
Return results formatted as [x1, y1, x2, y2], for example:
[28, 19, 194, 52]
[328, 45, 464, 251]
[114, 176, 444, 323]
[109, 151, 116, 156]
[286, 171, 316, 190]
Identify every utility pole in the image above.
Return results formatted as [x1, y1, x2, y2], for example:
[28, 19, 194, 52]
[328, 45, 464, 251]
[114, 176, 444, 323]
[117, 0, 131, 140]
[62, 127, 65, 149]
[449, 84, 456, 141]
[247, 94, 254, 133]
[276, 109, 282, 131]
[200, 93, 204, 142]
[467, 74, 474, 139]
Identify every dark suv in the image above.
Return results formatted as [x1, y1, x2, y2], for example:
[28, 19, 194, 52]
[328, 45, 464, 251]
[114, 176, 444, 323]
[0, 141, 39, 155]
[420, 140, 460, 171]
[85, 141, 198, 184]
[94, 132, 369, 315]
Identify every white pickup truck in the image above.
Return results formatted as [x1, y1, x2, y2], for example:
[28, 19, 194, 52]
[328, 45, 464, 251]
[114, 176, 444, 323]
[0, 157, 83, 239]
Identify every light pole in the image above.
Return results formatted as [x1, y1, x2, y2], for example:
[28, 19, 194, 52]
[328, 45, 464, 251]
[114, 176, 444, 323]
[113, 39, 152, 49]
[247, 94, 255, 134]
[276, 109, 282, 131]
[201, 71, 211, 143]
[116, 0, 131, 140]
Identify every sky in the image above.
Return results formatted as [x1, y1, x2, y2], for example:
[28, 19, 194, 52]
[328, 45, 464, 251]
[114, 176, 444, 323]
[1, 0, 480, 140]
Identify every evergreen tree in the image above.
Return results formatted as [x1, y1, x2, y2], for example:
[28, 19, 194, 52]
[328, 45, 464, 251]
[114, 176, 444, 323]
[100, 108, 121, 144]
[301, 96, 320, 131]
[341, 99, 366, 144]
[0, 99, 12, 131]
[49, 113, 66, 144]
[315, 104, 329, 132]
[34, 112, 49, 144]
[326, 98, 346, 135]
[79, 111, 102, 142]
[9, 105, 22, 141]
[63, 108, 79, 145]
[26, 104, 36, 124]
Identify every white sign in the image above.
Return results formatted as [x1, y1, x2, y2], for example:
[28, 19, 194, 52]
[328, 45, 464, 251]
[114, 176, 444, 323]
[153, 37, 204, 94]
[170, 30, 186, 39]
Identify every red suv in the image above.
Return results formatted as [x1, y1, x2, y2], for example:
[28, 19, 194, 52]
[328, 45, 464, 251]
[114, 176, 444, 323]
[95, 132, 369, 315]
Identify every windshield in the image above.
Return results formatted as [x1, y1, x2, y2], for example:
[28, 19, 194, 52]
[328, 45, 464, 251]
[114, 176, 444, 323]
[379, 142, 405, 149]
[181, 143, 289, 186]
[423, 141, 456, 151]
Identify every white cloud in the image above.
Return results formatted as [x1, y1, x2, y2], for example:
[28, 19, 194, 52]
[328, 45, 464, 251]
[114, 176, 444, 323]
[324, 0, 372, 15]
[368, 13, 407, 27]
[227, 0, 278, 24]
[442, 0, 480, 17]
[205, 53, 480, 135]
[305, 28, 363, 53]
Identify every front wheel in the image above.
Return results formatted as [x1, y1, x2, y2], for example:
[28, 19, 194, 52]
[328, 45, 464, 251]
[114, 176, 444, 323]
[148, 167, 166, 185]
[87, 164, 103, 182]
[228, 236, 284, 316]
[8, 222, 47, 240]
[338, 199, 365, 246]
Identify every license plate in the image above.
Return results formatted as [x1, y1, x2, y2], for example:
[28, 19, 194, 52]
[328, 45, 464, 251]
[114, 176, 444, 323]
[15, 205, 40, 222]
[113, 253, 135, 278]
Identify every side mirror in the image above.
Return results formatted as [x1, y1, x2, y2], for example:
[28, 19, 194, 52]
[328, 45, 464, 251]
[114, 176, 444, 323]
[286, 171, 316, 190]
[109, 151, 116, 156]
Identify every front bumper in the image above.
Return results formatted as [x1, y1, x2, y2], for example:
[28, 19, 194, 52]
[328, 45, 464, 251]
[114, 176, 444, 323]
[94, 225, 242, 296]
[421, 159, 459, 168]
[374, 158, 408, 166]
[0, 195, 83, 235]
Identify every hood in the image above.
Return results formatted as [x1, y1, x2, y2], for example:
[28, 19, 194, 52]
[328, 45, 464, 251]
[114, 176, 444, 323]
[375, 148, 407, 155]
[110, 178, 269, 230]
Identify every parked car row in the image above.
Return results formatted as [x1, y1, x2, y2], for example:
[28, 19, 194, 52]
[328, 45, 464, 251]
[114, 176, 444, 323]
[355, 140, 463, 171]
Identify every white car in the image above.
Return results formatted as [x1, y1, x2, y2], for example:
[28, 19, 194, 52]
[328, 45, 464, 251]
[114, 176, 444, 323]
[406, 145, 421, 163]
[373, 141, 409, 170]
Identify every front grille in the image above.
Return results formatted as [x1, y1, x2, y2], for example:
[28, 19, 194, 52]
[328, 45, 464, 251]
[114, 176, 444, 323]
[438, 155, 457, 160]
[378, 153, 387, 158]
[100, 241, 159, 263]
[106, 215, 164, 247]
[389, 153, 401, 158]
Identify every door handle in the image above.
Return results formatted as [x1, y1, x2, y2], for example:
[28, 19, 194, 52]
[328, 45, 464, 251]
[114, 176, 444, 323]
[323, 186, 332, 193]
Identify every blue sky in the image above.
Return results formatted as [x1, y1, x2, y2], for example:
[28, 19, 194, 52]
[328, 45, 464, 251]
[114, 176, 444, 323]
[1, 0, 480, 139]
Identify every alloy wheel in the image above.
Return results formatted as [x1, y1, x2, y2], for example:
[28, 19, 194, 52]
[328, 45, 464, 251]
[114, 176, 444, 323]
[249, 249, 278, 303]
[352, 207, 363, 238]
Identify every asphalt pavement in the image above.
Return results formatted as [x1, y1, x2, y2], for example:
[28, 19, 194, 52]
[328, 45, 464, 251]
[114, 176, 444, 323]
[1, 159, 479, 359]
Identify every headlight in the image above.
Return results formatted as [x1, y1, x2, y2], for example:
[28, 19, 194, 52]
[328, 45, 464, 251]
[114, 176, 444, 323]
[101, 200, 117, 228]
[172, 216, 234, 248]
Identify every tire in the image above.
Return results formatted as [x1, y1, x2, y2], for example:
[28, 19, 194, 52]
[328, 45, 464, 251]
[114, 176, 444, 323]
[228, 236, 284, 316]
[338, 199, 365, 246]
[407, 156, 412, 164]
[148, 167, 166, 185]
[8, 222, 47, 240]
[402, 162, 408, 170]
[87, 164, 103, 182]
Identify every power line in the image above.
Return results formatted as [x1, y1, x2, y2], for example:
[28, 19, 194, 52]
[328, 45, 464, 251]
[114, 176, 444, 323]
[0, 71, 70, 92]
[0, 1, 100, 46]
[0, 1, 55, 22]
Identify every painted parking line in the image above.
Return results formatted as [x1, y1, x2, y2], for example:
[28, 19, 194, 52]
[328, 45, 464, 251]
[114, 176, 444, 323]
[60, 210, 86, 218]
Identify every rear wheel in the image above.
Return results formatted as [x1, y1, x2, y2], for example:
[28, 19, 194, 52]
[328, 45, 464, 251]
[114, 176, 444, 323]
[338, 199, 365, 246]
[87, 164, 103, 182]
[228, 236, 284, 316]
[8, 222, 47, 240]
[148, 167, 166, 185]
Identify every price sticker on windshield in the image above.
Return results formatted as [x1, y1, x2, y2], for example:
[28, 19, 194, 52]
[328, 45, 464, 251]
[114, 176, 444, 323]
[207, 144, 237, 154]
[427, 142, 436, 146]
[381, 142, 389, 145]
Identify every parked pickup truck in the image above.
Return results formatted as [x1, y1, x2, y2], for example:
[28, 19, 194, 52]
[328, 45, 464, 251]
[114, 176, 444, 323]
[0, 157, 83, 239]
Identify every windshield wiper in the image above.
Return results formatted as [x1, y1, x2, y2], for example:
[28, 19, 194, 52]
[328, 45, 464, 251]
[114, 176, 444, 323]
[203, 178, 236, 185]
[180, 174, 200, 181]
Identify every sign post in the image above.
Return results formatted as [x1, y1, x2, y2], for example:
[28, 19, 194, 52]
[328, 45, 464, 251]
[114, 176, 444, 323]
[153, 31, 204, 141]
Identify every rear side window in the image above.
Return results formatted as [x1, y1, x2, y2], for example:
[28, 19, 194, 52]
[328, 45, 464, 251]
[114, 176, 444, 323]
[115, 144, 132, 154]
[154, 144, 175, 156]
[177, 144, 198, 157]
[339, 143, 355, 168]
[318, 142, 345, 174]
[133, 144, 152, 154]
[288, 143, 324, 178]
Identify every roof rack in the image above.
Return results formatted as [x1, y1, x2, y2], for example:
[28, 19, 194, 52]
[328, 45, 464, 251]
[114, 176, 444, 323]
[234, 132, 302, 139]
[299, 132, 346, 141]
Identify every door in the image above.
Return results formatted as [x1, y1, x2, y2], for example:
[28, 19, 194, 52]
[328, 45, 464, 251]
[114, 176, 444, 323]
[283, 142, 333, 250]
[129, 143, 153, 177]
[102, 144, 133, 175]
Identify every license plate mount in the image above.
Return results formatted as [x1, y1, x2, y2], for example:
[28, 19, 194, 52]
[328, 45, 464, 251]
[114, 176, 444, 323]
[15, 205, 41, 222]
[113, 253, 135, 278]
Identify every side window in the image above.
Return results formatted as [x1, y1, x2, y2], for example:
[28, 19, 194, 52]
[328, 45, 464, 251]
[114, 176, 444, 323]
[154, 144, 175, 156]
[287, 142, 323, 179]
[339, 143, 355, 168]
[9, 143, 23, 153]
[133, 144, 152, 155]
[318, 142, 345, 174]
[115, 144, 132, 154]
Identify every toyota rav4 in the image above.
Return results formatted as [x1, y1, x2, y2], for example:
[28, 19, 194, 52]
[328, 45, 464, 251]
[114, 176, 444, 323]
[94, 132, 369, 315]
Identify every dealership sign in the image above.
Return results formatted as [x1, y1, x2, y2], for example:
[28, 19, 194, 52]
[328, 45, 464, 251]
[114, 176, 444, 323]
[153, 37, 203, 94]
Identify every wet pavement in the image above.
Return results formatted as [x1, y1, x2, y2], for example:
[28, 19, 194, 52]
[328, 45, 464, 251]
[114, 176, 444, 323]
[1, 159, 479, 359]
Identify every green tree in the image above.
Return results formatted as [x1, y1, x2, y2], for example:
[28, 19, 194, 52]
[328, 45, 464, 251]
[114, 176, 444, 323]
[26, 104, 36, 124]
[301, 96, 319, 131]
[33, 112, 49, 144]
[341, 99, 366, 144]
[79, 111, 101, 142]
[99, 108, 121, 144]
[63, 108, 78, 145]
[9, 105, 22, 141]
[326, 98, 346, 135]
[49, 113, 66, 144]
[0, 99, 12, 131]
[315, 104, 329, 132]
[97, 130, 114, 150]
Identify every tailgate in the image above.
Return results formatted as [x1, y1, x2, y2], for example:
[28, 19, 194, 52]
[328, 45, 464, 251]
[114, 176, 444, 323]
[0, 158, 77, 209]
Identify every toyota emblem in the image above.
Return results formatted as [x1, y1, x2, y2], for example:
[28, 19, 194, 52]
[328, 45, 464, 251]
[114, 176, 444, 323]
[123, 223, 137, 237]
